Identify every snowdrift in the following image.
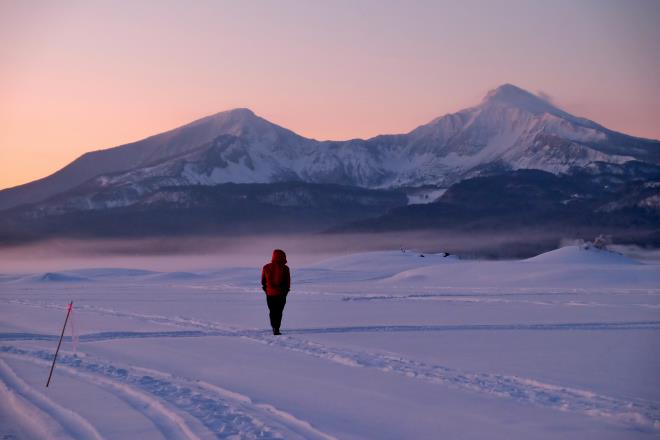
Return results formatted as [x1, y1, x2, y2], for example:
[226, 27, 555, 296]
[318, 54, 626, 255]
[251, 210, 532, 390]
[36, 272, 90, 282]
[373, 246, 655, 289]
[524, 245, 640, 265]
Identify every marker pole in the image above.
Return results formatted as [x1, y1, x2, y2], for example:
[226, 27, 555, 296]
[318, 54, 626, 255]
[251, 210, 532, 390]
[46, 301, 73, 387]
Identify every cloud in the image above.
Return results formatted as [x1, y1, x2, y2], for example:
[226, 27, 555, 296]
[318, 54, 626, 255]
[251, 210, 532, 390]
[536, 90, 554, 104]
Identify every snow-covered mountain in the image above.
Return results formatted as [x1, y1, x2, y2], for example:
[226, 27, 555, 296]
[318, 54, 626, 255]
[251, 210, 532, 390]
[399, 84, 656, 183]
[1, 84, 658, 211]
[0, 108, 310, 210]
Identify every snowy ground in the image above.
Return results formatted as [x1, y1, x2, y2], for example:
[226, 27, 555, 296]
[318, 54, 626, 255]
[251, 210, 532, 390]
[1, 245, 659, 439]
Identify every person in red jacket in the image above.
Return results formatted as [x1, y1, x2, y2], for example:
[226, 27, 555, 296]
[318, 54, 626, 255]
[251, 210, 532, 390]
[261, 249, 291, 335]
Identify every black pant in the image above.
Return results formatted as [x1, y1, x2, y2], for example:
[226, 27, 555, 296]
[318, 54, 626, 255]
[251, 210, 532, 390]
[266, 295, 287, 331]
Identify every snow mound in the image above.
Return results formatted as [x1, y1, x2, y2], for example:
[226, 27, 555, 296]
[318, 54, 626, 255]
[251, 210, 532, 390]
[20, 268, 207, 284]
[525, 245, 640, 265]
[36, 272, 90, 282]
[0, 274, 25, 283]
[69, 268, 157, 278]
[383, 270, 434, 284]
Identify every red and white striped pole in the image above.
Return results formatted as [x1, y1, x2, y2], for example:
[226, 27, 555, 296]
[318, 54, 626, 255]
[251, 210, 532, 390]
[46, 301, 73, 387]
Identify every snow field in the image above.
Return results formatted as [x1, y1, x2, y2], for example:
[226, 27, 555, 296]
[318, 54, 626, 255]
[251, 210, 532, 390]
[1, 246, 659, 439]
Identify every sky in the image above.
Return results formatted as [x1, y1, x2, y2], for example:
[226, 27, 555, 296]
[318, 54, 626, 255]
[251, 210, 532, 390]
[1, 0, 659, 190]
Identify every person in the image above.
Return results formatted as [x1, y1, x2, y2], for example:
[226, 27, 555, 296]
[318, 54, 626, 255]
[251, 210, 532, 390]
[261, 249, 291, 335]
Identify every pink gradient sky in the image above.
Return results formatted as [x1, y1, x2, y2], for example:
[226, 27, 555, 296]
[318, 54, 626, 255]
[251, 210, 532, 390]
[1, 0, 659, 190]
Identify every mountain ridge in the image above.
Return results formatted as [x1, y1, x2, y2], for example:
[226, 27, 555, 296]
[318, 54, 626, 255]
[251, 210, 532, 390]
[1, 84, 659, 210]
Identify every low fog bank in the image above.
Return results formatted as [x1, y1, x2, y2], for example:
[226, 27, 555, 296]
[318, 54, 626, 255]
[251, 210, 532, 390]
[609, 245, 660, 262]
[0, 231, 655, 273]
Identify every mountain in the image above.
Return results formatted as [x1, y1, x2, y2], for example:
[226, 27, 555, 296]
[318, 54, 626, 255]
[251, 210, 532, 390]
[0, 108, 309, 210]
[1, 84, 659, 248]
[331, 161, 660, 253]
[400, 84, 659, 181]
[1, 84, 658, 212]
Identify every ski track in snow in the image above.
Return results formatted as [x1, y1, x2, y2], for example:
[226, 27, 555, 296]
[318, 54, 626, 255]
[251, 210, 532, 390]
[0, 358, 105, 440]
[4, 298, 660, 432]
[0, 376, 66, 440]
[2, 354, 205, 440]
[0, 348, 336, 440]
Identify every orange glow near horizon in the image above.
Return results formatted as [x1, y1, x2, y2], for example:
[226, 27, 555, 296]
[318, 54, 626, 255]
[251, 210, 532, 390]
[1, 1, 659, 190]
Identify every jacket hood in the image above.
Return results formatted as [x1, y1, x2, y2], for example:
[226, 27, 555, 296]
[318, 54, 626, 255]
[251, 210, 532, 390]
[271, 249, 287, 264]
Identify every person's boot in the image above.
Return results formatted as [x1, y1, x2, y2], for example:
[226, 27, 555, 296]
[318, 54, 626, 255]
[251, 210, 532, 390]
[273, 328, 281, 335]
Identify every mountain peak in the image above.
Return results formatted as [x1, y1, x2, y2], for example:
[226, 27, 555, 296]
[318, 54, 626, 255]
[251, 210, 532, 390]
[183, 107, 303, 143]
[200, 107, 258, 125]
[219, 107, 256, 118]
[181, 107, 276, 135]
[485, 83, 533, 99]
[482, 83, 558, 115]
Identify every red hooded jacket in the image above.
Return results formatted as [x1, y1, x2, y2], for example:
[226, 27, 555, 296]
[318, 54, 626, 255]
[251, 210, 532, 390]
[261, 249, 290, 296]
